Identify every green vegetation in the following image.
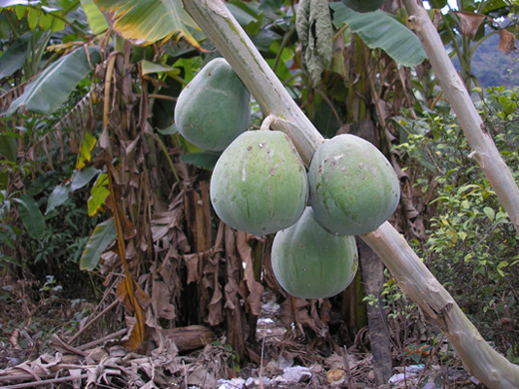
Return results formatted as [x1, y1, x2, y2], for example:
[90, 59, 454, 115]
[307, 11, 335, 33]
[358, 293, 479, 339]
[395, 85, 519, 350]
[342, 0, 387, 13]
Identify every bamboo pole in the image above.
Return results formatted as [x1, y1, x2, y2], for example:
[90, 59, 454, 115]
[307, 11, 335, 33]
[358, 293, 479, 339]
[402, 0, 519, 235]
[180, 0, 519, 387]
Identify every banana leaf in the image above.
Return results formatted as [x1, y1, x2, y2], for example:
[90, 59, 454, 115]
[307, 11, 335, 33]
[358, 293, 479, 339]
[331, 3, 426, 67]
[7, 46, 101, 115]
[80, 217, 116, 271]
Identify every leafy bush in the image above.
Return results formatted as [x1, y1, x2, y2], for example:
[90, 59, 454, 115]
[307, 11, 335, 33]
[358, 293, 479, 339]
[395, 86, 519, 349]
[0, 118, 101, 297]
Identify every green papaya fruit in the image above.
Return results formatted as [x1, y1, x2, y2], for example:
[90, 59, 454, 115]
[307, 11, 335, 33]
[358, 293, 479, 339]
[342, 0, 386, 13]
[210, 130, 308, 236]
[174, 58, 251, 151]
[271, 207, 358, 299]
[308, 134, 400, 236]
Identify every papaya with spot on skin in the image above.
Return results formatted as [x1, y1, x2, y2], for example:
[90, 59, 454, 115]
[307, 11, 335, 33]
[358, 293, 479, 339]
[271, 207, 358, 299]
[174, 58, 251, 151]
[342, 0, 386, 13]
[308, 134, 400, 236]
[210, 130, 308, 236]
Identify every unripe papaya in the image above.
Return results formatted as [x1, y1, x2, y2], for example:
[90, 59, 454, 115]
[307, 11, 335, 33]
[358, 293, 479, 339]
[271, 207, 358, 299]
[342, 0, 386, 13]
[210, 130, 308, 236]
[174, 58, 251, 151]
[309, 134, 400, 236]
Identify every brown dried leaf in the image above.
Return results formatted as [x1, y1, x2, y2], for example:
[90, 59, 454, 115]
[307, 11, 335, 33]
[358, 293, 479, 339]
[152, 280, 176, 320]
[260, 237, 285, 295]
[457, 11, 487, 40]
[310, 300, 329, 338]
[135, 284, 152, 310]
[223, 278, 238, 310]
[99, 251, 119, 274]
[123, 316, 148, 352]
[121, 216, 136, 241]
[0, 81, 27, 113]
[236, 231, 264, 316]
[324, 352, 360, 375]
[183, 253, 199, 284]
[122, 136, 141, 167]
[223, 227, 240, 311]
[498, 29, 517, 55]
[186, 366, 217, 387]
[279, 297, 321, 336]
[183, 182, 213, 252]
[206, 279, 224, 326]
[116, 279, 132, 311]
[115, 277, 152, 312]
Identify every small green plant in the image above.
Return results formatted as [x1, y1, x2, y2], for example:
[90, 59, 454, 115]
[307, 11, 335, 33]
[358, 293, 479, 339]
[212, 340, 241, 373]
[395, 86, 519, 350]
[506, 345, 519, 364]
[364, 270, 422, 359]
[400, 342, 432, 364]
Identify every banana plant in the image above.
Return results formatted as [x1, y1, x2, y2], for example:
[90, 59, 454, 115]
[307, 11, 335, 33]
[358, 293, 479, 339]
[0, 0, 90, 82]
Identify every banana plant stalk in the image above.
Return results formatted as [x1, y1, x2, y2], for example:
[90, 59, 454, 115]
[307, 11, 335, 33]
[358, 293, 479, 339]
[181, 0, 519, 386]
[403, 0, 519, 236]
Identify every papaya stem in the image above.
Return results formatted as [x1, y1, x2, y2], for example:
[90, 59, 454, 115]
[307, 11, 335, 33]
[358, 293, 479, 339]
[259, 114, 278, 131]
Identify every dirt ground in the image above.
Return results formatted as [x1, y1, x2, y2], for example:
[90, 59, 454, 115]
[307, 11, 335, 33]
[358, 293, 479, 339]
[0, 278, 487, 389]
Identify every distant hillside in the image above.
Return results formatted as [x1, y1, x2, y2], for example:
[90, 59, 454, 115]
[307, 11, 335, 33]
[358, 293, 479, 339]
[451, 31, 519, 89]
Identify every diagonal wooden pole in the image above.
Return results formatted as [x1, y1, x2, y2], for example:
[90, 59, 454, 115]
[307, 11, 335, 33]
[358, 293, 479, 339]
[180, 0, 519, 387]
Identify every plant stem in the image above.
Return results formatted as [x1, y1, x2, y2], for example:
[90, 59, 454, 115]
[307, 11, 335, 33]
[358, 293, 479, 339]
[272, 26, 295, 74]
[150, 132, 180, 183]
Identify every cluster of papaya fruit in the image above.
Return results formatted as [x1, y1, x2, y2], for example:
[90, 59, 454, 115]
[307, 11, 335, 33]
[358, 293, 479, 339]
[175, 58, 400, 300]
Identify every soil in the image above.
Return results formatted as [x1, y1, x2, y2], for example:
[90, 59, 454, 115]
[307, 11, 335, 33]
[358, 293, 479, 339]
[0, 278, 487, 389]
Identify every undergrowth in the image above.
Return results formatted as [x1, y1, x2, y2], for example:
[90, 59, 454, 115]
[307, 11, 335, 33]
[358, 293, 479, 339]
[394, 86, 519, 356]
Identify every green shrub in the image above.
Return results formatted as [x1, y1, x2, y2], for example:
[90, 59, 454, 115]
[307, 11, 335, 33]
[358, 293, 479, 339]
[395, 86, 519, 349]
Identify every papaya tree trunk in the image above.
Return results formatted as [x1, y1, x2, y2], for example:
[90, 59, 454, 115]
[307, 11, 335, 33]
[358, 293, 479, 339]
[180, 0, 519, 387]
[402, 0, 519, 235]
[358, 240, 392, 385]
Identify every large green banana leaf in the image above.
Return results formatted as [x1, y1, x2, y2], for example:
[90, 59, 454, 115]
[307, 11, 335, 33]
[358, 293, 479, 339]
[94, 0, 200, 47]
[331, 3, 426, 67]
[0, 33, 30, 80]
[80, 0, 109, 35]
[13, 194, 47, 239]
[7, 46, 101, 115]
[80, 217, 117, 271]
